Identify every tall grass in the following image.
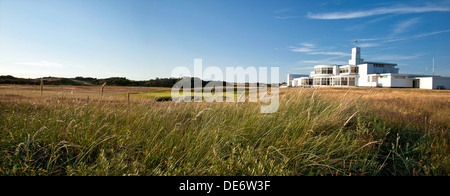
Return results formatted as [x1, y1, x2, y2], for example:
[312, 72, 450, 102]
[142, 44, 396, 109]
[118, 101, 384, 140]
[0, 88, 448, 176]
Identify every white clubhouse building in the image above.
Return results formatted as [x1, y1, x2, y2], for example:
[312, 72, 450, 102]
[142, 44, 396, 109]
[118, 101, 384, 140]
[287, 47, 450, 89]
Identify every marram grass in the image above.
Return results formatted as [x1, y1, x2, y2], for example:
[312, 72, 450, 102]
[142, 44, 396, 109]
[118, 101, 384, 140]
[0, 88, 448, 176]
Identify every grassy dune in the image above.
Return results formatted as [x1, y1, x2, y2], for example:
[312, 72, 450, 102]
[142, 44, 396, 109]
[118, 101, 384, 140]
[0, 85, 448, 176]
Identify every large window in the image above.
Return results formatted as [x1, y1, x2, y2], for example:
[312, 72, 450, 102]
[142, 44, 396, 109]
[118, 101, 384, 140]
[315, 68, 320, 74]
[333, 78, 341, 86]
[349, 77, 356, 86]
[341, 77, 348, 86]
[350, 67, 358, 74]
[316, 67, 333, 74]
[320, 78, 331, 85]
[301, 78, 313, 85]
[314, 78, 320, 85]
[340, 67, 349, 73]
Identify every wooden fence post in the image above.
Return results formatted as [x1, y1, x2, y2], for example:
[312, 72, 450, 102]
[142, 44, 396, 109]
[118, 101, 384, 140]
[100, 82, 106, 101]
[40, 78, 44, 97]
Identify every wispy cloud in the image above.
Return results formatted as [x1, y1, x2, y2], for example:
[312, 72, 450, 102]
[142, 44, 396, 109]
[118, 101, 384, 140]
[290, 47, 314, 52]
[289, 42, 316, 53]
[298, 55, 347, 65]
[357, 29, 450, 46]
[383, 29, 450, 42]
[367, 14, 397, 24]
[307, 51, 348, 56]
[288, 42, 349, 65]
[368, 53, 426, 61]
[414, 29, 450, 38]
[299, 43, 315, 48]
[357, 43, 380, 48]
[289, 42, 349, 57]
[15, 61, 64, 68]
[290, 66, 315, 70]
[307, 5, 450, 19]
[391, 17, 421, 36]
[300, 58, 347, 65]
[356, 38, 384, 42]
[273, 8, 302, 20]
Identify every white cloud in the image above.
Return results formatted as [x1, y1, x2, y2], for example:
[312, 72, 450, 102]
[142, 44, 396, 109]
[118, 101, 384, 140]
[307, 5, 450, 19]
[357, 29, 450, 45]
[414, 29, 450, 38]
[368, 53, 426, 61]
[307, 51, 348, 56]
[289, 42, 317, 53]
[15, 61, 64, 68]
[289, 42, 348, 56]
[357, 43, 380, 48]
[299, 55, 348, 65]
[289, 46, 314, 53]
[289, 42, 349, 62]
[299, 43, 315, 47]
[290, 66, 315, 70]
[300, 60, 347, 65]
[391, 17, 421, 36]
[356, 38, 384, 42]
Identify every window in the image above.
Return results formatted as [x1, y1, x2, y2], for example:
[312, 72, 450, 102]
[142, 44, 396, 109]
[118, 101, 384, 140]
[342, 77, 348, 86]
[327, 68, 333, 74]
[315, 68, 320, 74]
[334, 78, 341, 85]
[320, 78, 331, 85]
[314, 78, 320, 85]
[340, 68, 349, 73]
[367, 76, 370, 82]
[349, 78, 356, 86]
[351, 67, 358, 74]
[319, 68, 333, 74]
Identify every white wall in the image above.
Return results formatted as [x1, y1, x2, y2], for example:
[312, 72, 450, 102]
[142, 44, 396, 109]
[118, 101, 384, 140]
[418, 77, 433, 89]
[357, 64, 370, 87]
[287, 74, 308, 86]
[358, 76, 373, 87]
[358, 74, 412, 88]
[378, 76, 391, 87]
[292, 79, 299, 86]
[358, 64, 368, 75]
[390, 77, 413, 88]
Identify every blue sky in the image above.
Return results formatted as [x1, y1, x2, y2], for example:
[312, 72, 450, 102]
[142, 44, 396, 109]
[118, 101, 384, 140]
[1, 0, 450, 82]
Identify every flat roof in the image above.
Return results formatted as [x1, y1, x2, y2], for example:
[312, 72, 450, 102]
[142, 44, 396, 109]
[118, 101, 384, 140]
[364, 61, 397, 65]
[413, 76, 450, 79]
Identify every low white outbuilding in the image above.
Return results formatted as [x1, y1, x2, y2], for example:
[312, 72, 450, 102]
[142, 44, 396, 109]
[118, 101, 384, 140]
[414, 76, 450, 89]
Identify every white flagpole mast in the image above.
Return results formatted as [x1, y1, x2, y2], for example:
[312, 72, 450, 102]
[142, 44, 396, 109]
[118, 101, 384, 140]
[432, 57, 435, 76]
